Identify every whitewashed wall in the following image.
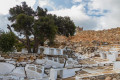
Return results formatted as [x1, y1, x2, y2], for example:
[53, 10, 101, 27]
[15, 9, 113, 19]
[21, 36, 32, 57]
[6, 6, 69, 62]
[21, 48, 28, 54]
[113, 61, 120, 70]
[107, 53, 117, 61]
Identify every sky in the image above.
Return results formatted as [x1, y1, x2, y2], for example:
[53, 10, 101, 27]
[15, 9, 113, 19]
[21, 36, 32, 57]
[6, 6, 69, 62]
[0, 0, 120, 31]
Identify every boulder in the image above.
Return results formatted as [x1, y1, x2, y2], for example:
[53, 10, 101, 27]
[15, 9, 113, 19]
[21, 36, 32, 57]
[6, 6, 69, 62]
[6, 61, 16, 65]
[45, 60, 63, 68]
[0, 62, 15, 74]
[11, 67, 25, 77]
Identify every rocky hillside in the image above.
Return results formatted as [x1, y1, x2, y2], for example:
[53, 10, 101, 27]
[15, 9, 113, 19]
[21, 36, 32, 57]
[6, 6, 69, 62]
[55, 27, 120, 53]
[56, 27, 120, 46]
[70, 27, 120, 43]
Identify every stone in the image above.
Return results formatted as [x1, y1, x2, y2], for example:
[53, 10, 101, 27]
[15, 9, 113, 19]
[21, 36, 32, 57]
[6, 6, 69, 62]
[28, 67, 35, 71]
[30, 56, 36, 61]
[25, 64, 44, 79]
[35, 59, 46, 65]
[0, 62, 15, 74]
[37, 68, 42, 73]
[6, 61, 16, 65]
[11, 67, 26, 77]
[105, 76, 112, 80]
[112, 78, 117, 80]
[18, 56, 26, 62]
[98, 75, 105, 79]
[20, 62, 27, 67]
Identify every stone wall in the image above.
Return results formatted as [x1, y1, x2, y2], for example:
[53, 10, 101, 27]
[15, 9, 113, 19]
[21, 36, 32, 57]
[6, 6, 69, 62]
[76, 73, 120, 80]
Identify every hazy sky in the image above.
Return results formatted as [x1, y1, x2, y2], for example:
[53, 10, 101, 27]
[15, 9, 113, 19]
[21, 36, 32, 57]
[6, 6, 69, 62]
[0, 0, 120, 31]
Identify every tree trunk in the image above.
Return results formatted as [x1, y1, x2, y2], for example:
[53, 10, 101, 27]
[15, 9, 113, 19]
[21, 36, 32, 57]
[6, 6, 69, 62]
[35, 46, 38, 53]
[7, 24, 32, 53]
[27, 46, 31, 53]
[33, 36, 39, 53]
[25, 34, 31, 53]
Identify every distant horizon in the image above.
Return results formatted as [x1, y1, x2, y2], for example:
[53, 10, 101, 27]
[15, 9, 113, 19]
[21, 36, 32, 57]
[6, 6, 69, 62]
[0, 0, 120, 31]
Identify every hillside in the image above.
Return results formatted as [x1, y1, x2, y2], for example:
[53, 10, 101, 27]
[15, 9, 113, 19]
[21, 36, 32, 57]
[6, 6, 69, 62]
[56, 27, 120, 45]
[54, 27, 120, 54]
[69, 27, 120, 43]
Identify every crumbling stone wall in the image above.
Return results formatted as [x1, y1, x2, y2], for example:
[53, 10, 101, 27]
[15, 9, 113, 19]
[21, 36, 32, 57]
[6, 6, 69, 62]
[79, 73, 120, 80]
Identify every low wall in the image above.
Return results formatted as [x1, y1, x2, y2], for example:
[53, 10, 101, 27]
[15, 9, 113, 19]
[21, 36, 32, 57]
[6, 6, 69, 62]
[76, 73, 120, 80]
[63, 69, 76, 78]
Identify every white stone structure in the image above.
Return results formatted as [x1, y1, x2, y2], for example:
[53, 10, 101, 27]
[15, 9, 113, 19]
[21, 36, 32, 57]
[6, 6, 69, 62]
[100, 52, 107, 59]
[12, 67, 25, 77]
[75, 53, 87, 59]
[21, 46, 64, 55]
[113, 61, 120, 70]
[0, 63, 15, 75]
[50, 69, 60, 80]
[35, 59, 63, 68]
[25, 64, 44, 79]
[38, 46, 63, 55]
[62, 69, 77, 78]
[107, 52, 118, 61]
[109, 51, 118, 58]
[21, 48, 28, 54]
[0, 55, 4, 60]
[65, 58, 78, 68]
[50, 68, 80, 80]
[99, 50, 119, 62]
[38, 46, 45, 54]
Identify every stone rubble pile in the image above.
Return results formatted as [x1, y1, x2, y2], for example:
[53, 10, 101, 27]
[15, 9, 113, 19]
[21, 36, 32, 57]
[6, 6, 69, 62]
[1, 43, 120, 80]
[0, 46, 81, 80]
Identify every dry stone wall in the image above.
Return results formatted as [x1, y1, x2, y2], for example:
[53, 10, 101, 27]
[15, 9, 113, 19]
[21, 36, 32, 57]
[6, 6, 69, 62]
[78, 73, 120, 80]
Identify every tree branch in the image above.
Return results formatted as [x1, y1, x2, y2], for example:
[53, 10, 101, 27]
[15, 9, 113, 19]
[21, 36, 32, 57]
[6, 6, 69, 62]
[7, 24, 12, 32]
[7, 24, 27, 47]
